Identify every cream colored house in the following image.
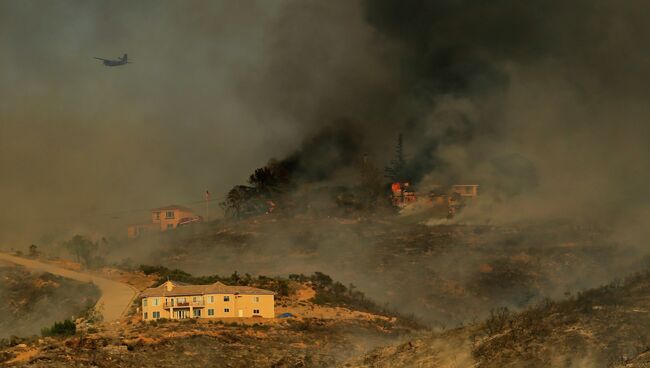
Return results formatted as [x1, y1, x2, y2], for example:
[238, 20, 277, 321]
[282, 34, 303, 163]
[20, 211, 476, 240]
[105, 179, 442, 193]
[140, 280, 275, 320]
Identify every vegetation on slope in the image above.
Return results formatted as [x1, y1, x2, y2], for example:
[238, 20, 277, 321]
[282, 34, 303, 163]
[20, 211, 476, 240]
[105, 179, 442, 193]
[138, 265, 423, 328]
[0, 265, 100, 338]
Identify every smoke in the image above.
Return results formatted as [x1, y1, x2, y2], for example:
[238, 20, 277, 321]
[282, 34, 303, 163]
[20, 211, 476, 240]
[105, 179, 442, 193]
[1, 0, 649, 245]
[359, 0, 650, 227]
[1, 0, 650, 338]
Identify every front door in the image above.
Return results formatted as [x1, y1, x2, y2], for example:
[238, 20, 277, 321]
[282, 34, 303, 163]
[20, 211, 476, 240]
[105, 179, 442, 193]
[238, 309, 243, 317]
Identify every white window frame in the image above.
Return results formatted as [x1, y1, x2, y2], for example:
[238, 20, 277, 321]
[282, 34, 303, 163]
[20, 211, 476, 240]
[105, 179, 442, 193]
[253, 309, 260, 314]
[224, 308, 230, 313]
[153, 298, 159, 306]
[142, 298, 147, 307]
[223, 296, 230, 302]
[208, 296, 214, 303]
[165, 211, 175, 219]
[208, 308, 214, 316]
[153, 311, 160, 319]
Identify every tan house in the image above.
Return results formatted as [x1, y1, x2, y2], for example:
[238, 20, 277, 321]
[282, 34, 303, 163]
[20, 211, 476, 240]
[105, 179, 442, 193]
[128, 205, 202, 238]
[140, 280, 275, 320]
[451, 184, 479, 198]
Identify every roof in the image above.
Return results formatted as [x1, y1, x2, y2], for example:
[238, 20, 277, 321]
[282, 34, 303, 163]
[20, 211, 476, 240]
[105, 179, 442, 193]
[139, 280, 275, 298]
[151, 205, 194, 212]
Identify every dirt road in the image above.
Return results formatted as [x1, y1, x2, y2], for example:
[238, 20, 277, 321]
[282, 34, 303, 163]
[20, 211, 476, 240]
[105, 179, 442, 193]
[0, 253, 137, 322]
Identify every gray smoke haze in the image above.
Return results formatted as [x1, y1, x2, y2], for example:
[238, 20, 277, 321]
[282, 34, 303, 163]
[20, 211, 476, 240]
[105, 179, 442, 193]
[1, 0, 649, 251]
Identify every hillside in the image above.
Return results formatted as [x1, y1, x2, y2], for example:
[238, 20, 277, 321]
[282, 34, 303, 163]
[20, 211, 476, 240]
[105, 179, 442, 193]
[0, 269, 419, 367]
[0, 262, 100, 338]
[118, 215, 642, 328]
[343, 269, 650, 368]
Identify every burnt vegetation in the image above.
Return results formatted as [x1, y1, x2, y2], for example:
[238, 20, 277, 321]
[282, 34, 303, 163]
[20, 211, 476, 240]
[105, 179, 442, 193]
[471, 271, 650, 367]
[138, 265, 422, 328]
[220, 124, 393, 219]
[0, 265, 100, 339]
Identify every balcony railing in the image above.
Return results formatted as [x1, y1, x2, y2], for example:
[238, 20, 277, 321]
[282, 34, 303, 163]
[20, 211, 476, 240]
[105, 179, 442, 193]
[163, 300, 205, 308]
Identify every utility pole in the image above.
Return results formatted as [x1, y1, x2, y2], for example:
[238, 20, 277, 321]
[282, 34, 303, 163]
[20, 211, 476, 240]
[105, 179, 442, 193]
[205, 190, 211, 222]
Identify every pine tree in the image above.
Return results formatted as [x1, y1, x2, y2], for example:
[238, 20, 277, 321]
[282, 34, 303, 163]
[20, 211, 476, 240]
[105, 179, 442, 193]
[384, 133, 407, 182]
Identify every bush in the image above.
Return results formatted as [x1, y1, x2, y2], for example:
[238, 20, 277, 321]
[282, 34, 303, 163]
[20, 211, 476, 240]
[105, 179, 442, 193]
[484, 307, 511, 335]
[41, 319, 76, 337]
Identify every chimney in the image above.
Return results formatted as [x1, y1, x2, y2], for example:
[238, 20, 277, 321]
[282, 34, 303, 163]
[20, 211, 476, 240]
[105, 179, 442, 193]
[165, 280, 174, 292]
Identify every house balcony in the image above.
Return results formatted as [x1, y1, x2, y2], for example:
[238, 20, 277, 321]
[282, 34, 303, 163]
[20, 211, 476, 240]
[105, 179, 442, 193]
[163, 300, 205, 308]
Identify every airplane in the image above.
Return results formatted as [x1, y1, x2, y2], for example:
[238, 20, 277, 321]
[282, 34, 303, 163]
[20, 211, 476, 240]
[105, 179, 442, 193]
[94, 53, 131, 67]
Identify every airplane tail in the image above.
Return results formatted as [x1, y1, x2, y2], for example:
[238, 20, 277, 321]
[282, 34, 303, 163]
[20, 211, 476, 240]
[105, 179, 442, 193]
[122, 53, 128, 62]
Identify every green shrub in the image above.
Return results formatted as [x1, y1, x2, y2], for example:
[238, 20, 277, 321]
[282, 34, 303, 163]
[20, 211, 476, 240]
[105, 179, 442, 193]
[41, 319, 76, 337]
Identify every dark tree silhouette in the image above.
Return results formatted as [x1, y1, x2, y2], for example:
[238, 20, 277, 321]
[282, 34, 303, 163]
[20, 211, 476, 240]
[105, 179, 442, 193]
[384, 133, 408, 182]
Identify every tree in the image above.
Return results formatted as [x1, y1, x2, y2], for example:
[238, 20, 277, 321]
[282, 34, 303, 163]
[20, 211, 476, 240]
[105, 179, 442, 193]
[28, 244, 39, 258]
[220, 185, 257, 218]
[384, 133, 408, 182]
[248, 160, 291, 197]
[63, 235, 97, 267]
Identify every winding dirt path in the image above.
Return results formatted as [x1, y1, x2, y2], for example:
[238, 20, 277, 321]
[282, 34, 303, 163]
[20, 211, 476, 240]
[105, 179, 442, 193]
[0, 253, 137, 323]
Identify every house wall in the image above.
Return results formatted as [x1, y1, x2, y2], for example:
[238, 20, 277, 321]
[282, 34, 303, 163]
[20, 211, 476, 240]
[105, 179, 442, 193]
[141, 294, 274, 320]
[150, 208, 196, 231]
[141, 296, 169, 320]
[452, 185, 479, 198]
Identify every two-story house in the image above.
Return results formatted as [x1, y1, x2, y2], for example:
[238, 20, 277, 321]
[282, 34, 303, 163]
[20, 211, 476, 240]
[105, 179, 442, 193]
[150, 205, 198, 231]
[140, 280, 275, 320]
[127, 205, 202, 238]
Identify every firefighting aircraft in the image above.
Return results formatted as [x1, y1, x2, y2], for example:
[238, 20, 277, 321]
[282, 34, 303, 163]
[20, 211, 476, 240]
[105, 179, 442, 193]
[94, 53, 131, 67]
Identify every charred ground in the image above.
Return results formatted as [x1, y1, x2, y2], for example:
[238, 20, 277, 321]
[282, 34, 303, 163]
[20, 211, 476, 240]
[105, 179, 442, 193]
[0, 263, 99, 339]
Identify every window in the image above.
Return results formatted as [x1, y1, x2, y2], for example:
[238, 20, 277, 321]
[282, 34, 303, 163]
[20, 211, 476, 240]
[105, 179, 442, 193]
[143, 312, 148, 320]
[223, 296, 230, 302]
[153, 311, 160, 319]
[165, 211, 175, 219]
[167, 224, 174, 230]
[208, 309, 214, 316]
[193, 309, 201, 317]
[208, 296, 214, 303]
[153, 212, 160, 220]
[153, 298, 159, 306]
[253, 309, 260, 314]
[253, 296, 260, 303]
[142, 298, 147, 307]
[224, 308, 230, 313]
[193, 296, 200, 302]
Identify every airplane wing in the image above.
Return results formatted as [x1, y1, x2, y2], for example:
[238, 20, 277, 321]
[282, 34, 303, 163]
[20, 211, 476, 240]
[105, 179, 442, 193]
[94, 57, 109, 61]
